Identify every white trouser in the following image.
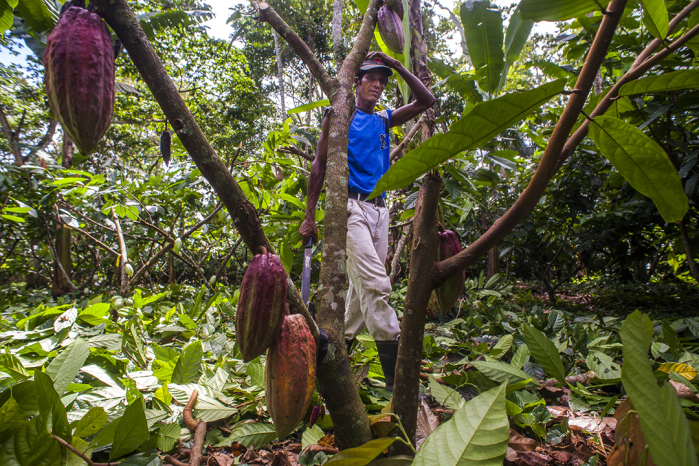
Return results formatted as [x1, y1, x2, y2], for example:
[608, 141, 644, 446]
[344, 199, 400, 341]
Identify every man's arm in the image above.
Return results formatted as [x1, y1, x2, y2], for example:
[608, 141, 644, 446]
[299, 114, 330, 245]
[368, 52, 435, 127]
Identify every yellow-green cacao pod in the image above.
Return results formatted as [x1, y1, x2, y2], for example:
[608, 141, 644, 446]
[44, 7, 115, 155]
[173, 238, 182, 254]
[265, 314, 316, 439]
[434, 230, 465, 313]
[235, 248, 287, 362]
[377, 5, 405, 54]
[125, 264, 134, 277]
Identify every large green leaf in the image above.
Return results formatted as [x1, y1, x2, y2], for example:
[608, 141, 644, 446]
[0, 353, 29, 380]
[0, 0, 19, 35]
[497, 9, 533, 93]
[73, 407, 108, 438]
[460, 0, 504, 95]
[519, 0, 610, 22]
[412, 383, 509, 466]
[171, 339, 202, 384]
[522, 325, 566, 383]
[220, 422, 277, 448]
[619, 70, 699, 96]
[34, 371, 69, 438]
[620, 311, 698, 466]
[287, 99, 330, 115]
[640, 0, 668, 40]
[471, 360, 540, 387]
[428, 57, 483, 103]
[369, 79, 565, 197]
[589, 115, 689, 222]
[15, 0, 58, 33]
[428, 375, 465, 409]
[110, 399, 150, 460]
[46, 338, 89, 395]
[155, 423, 181, 452]
[0, 416, 63, 466]
[0, 396, 27, 439]
[138, 10, 213, 40]
[325, 437, 397, 465]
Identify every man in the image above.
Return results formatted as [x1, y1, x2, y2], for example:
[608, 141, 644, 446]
[300, 51, 435, 390]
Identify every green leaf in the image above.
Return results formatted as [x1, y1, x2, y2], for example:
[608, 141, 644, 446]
[15, 0, 58, 33]
[78, 303, 111, 326]
[325, 437, 397, 465]
[301, 425, 324, 450]
[0, 416, 63, 466]
[246, 361, 265, 389]
[34, 371, 69, 438]
[0, 396, 27, 439]
[620, 311, 698, 466]
[171, 340, 203, 384]
[67, 437, 92, 466]
[110, 398, 150, 459]
[168, 384, 238, 422]
[138, 10, 213, 40]
[498, 9, 533, 93]
[0, 353, 29, 380]
[460, 0, 504, 95]
[521, 325, 566, 383]
[428, 375, 465, 409]
[519, 0, 611, 21]
[510, 344, 530, 369]
[287, 99, 330, 115]
[46, 338, 90, 395]
[0, 0, 20, 35]
[589, 115, 689, 223]
[471, 360, 540, 387]
[155, 423, 181, 452]
[73, 407, 108, 438]
[640, 0, 668, 40]
[663, 321, 681, 358]
[490, 334, 513, 359]
[370, 79, 565, 197]
[619, 70, 699, 96]
[223, 422, 277, 448]
[412, 383, 509, 466]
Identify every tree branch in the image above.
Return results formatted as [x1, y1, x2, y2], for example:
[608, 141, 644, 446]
[51, 434, 119, 466]
[0, 104, 22, 165]
[431, 0, 628, 289]
[37, 119, 58, 150]
[390, 116, 424, 162]
[67, 225, 119, 257]
[338, 0, 382, 83]
[111, 209, 130, 296]
[181, 390, 207, 466]
[277, 145, 314, 162]
[252, 2, 337, 99]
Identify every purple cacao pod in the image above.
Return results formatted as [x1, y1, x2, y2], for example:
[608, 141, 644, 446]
[385, 0, 404, 20]
[309, 405, 320, 427]
[435, 230, 465, 313]
[265, 314, 316, 439]
[235, 248, 288, 362]
[44, 7, 115, 155]
[377, 6, 405, 54]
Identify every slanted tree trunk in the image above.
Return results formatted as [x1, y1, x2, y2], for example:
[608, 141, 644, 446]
[273, 30, 286, 115]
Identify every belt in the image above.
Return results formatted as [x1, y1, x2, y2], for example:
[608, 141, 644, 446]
[348, 191, 386, 207]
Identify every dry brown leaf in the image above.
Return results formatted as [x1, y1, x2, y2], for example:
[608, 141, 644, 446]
[671, 379, 699, 403]
[415, 398, 440, 450]
[509, 429, 539, 452]
[568, 415, 617, 433]
[607, 398, 656, 466]
[318, 434, 335, 448]
[513, 451, 553, 465]
[211, 452, 235, 466]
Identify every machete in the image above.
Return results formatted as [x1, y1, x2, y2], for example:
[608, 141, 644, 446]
[301, 237, 313, 306]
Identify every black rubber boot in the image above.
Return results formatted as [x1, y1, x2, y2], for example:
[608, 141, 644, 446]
[376, 340, 399, 391]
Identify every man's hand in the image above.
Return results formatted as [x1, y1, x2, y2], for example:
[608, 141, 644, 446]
[366, 51, 402, 70]
[300, 215, 319, 245]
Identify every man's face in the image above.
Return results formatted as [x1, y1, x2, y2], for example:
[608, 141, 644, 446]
[355, 70, 389, 107]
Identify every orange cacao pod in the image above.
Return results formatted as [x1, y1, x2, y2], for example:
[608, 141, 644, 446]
[44, 6, 115, 155]
[265, 314, 316, 439]
[435, 230, 465, 313]
[235, 248, 287, 362]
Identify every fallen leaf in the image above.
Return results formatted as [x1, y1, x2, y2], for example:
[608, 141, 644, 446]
[318, 434, 335, 448]
[509, 429, 539, 452]
[568, 416, 617, 433]
[671, 380, 699, 403]
[212, 452, 235, 466]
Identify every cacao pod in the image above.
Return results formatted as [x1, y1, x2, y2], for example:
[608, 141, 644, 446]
[125, 263, 134, 277]
[434, 230, 465, 313]
[173, 238, 182, 254]
[235, 248, 288, 362]
[377, 5, 405, 54]
[160, 130, 172, 166]
[309, 405, 320, 427]
[44, 6, 115, 155]
[265, 314, 316, 439]
[385, 0, 404, 20]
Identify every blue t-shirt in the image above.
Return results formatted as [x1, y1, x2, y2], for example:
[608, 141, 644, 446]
[347, 108, 391, 197]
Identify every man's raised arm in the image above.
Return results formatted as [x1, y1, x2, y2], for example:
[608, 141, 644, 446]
[299, 114, 330, 245]
[366, 52, 435, 127]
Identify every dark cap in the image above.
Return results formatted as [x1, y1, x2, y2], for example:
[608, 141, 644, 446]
[358, 57, 393, 77]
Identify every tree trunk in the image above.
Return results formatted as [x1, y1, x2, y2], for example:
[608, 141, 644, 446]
[273, 30, 286, 115]
[392, 173, 441, 447]
[332, 0, 344, 64]
[52, 133, 74, 295]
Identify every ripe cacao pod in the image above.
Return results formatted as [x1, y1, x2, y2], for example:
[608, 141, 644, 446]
[385, 0, 404, 20]
[235, 248, 287, 362]
[265, 314, 316, 439]
[44, 6, 115, 155]
[377, 5, 405, 54]
[434, 230, 465, 313]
